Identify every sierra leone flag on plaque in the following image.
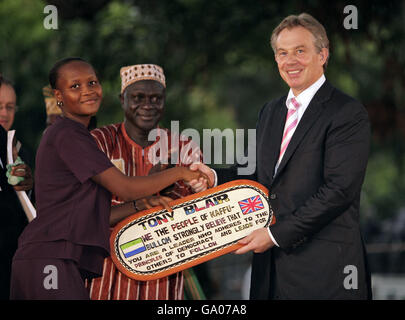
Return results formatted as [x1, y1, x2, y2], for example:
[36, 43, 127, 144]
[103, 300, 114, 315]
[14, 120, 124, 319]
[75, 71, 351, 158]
[120, 238, 146, 258]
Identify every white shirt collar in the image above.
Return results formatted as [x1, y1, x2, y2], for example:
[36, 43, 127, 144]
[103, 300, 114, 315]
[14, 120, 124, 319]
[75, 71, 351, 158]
[286, 74, 326, 110]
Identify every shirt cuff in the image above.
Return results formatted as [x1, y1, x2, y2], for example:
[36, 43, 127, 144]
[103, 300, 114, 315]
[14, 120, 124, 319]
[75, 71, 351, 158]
[267, 228, 280, 247]
[211, 168, 218, 187]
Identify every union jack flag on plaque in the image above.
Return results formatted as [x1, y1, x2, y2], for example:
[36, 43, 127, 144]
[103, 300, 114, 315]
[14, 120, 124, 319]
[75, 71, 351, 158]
[238, 195, 265, 214]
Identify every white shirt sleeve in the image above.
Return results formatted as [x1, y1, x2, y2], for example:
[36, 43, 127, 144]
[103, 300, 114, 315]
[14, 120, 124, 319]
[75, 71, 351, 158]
[0, 158, 2, 191]
[267, 228, 280, 247]
[211, 168, 218, 187]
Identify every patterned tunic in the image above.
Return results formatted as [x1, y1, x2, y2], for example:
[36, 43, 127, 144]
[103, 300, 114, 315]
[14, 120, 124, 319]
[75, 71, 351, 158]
[87, 123, 202, 300]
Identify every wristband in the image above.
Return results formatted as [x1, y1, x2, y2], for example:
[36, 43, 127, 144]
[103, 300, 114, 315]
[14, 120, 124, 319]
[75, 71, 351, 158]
[6, 156, 25, 186]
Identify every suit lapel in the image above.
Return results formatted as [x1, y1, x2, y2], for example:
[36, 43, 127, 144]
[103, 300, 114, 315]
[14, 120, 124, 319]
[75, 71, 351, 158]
[272, 81, 334, 181]
[0, 126, 8, 190]
[0, 125, 7, 166]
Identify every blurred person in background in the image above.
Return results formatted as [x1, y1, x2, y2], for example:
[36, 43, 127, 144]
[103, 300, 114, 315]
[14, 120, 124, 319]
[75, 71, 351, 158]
[0, 76, 17, 132]
[0, 74, 33, 299]
[43, 85, 62, 128]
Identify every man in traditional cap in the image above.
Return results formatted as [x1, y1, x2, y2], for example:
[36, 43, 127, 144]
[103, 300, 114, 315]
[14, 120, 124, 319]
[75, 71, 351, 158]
[88, 64, 206, 300]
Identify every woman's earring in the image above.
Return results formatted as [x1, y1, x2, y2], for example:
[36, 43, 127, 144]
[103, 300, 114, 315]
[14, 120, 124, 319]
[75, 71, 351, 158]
[57, 101, 63, 107]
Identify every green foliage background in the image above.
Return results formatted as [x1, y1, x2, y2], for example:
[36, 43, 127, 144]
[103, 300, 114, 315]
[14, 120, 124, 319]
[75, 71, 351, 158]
[1, 0, 405, 222]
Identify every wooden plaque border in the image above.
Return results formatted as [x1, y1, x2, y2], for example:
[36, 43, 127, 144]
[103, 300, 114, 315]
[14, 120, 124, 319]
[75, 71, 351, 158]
[110, 179, 274, 281]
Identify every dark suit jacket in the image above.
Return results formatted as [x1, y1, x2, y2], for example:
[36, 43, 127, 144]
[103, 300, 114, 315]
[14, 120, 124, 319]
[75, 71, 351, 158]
[0, 126, 28, 299]
[218, 80, 371, 299]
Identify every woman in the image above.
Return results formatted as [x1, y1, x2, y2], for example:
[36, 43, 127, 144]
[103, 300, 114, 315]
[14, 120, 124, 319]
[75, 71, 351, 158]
[10, 57, 205, 299]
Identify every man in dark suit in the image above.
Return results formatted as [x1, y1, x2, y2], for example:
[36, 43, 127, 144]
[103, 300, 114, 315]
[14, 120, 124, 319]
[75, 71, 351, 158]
[189, 13, 371, 299]
[0, 80, 33, 299]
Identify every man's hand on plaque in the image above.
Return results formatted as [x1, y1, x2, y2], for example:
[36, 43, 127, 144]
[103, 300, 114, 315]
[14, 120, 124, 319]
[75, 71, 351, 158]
[234, 228, 275, 254]
[187, 162, 215, 193]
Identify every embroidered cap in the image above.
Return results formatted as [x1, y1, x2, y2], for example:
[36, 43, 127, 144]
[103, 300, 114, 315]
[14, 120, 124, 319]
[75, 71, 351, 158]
[120, 64, 166, 93]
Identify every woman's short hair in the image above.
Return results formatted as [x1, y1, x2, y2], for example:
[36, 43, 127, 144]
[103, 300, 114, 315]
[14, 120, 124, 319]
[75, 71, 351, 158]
[49, 57, 90, 89]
